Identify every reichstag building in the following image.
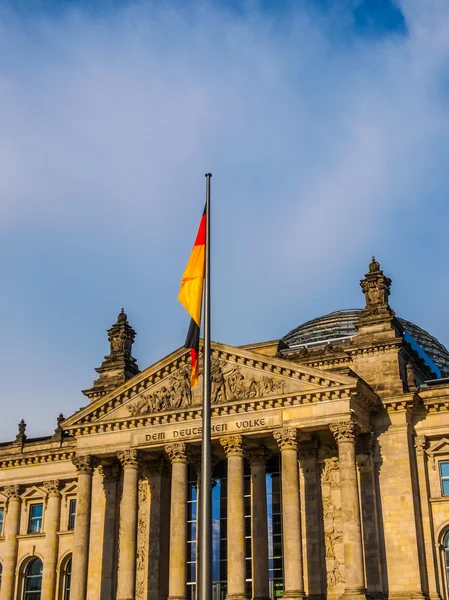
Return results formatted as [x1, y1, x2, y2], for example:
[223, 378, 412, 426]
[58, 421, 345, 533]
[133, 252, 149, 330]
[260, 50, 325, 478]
[1, 258, 449, 600]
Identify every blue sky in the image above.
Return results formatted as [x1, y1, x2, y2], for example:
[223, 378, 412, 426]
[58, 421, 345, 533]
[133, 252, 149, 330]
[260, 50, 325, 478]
[1, 0, 449, 439]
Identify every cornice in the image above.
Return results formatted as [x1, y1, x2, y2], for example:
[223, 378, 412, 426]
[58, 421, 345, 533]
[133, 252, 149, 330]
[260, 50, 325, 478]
[0, 449, 75, 470]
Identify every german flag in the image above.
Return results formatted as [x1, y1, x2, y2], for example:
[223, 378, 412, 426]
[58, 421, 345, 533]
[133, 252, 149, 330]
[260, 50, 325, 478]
[179, 205, 206, 386]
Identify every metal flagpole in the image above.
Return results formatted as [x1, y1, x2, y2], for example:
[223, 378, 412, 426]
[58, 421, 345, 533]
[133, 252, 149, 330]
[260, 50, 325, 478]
[198, 173, 212, 600]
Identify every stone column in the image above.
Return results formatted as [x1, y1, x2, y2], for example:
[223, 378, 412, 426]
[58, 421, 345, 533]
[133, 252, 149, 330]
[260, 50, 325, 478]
[298, 439, 325, 600]
[414, 436, 442, 600]
[165, 442, 189, 600]
[330, 422, 366, 600]
[220, 435, 248, 600]
[273, 428, 305, 600]
[41, 480, 62, 600]
[1, 485, 22, 600]
[71, 455, 94, 600]
[117, 450, 140, 600]
[248, 446, 270, 600]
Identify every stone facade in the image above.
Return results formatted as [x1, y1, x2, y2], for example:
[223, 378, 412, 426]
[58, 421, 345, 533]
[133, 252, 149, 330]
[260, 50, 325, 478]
[1, 262, 449, 600]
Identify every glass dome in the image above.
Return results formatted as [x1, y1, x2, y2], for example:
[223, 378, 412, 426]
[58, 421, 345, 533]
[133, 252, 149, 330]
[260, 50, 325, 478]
[280, 309, 449, 378]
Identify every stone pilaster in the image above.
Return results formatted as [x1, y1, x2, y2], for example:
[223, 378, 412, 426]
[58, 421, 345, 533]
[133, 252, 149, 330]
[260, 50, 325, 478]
[147, 460, 171, 600]
[41, 480, 61, 600]
[414, 436, 442, 600]
[248, 446, 270, 600]
[356, 434, 383, 598]
[165, 442, 189, 600]
[273, 428, 305, 600]
[116, 449, 140, 600]
[1, 485, 21, 600]
[71, 455, 94, 600]
[220, 435, 248, 600]
[98, 463, 120, 600]
[330, 422, 366, 600]
[298, 439, 325, 600]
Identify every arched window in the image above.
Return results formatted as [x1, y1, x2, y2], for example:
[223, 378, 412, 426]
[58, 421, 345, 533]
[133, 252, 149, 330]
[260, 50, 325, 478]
[444, 531, 449, 590]
[63, 558, 72, 600]
[23, 558, 43, 600]
[0, 562, 3, 590]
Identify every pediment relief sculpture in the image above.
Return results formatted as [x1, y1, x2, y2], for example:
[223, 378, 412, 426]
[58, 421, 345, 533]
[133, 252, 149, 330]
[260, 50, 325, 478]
[426, 437, 449, 469]
[128, 357, 287, 417]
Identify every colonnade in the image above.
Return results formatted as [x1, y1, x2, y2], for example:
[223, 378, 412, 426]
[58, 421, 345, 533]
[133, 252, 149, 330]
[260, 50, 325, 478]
[65, 420, 367, 600]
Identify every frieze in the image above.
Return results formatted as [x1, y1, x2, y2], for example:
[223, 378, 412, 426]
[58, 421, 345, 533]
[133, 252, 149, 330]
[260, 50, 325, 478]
[131, 412, 281, 448]
[128, 358, 287, 417]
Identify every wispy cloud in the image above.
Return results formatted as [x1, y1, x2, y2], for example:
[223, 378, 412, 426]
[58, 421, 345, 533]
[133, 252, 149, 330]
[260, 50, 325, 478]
[0, 0, 449, 437]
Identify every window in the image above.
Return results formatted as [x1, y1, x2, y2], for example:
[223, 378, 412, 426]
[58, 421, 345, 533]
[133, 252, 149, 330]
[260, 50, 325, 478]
[0, 562, 3, 590]
[68, 500, 76, 531]
[440, 462, 449, 496]
[63, 558, 72, 600]
[28, 504, 43, 534]
[444, 531, 449, 592]
[0, 507, 4, 536]
[23, 558, 42, 599]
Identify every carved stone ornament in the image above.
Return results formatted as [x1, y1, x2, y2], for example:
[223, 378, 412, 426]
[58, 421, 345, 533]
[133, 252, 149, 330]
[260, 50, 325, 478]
[43, 480, 61, 497]
[359, 257, 395, 321]
[117, 449, 140, 470]
[330, 421, 356, 444]
[4, 484, 21, 500]
[220, 435, 245, 457]
[15, 419, 27, 444]
[98, 463, 120, 483]
[320, 453, 344, 589]
[128, 357, 286, 417]
[72, 455, 94, 475]
[165, 442, 189, 464]
[136, 478, 148, 599]
[248, 445, 271, 467]
[273, 428, 298, 451]
[415, 435, 427, 456]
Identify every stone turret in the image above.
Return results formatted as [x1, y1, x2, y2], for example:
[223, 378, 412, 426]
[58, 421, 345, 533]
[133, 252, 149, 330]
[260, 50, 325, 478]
[83, 309, 140, 402]
[356, 256, 401, 340]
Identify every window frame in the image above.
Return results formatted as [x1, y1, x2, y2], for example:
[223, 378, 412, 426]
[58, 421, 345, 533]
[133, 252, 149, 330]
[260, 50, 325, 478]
[63, 557, 72, 600]
[23, 557, 43, 600]
[440, 461, 449, 497]
[27, 503, 44, 534]
[67, 499, 76, 531]
[0, 506, 4, 536]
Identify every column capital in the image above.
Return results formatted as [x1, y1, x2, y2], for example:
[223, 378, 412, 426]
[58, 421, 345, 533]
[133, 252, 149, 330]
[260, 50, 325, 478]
[72, 454, 94, 475]
[220, 435, 245, 457]
[248, 445, 271, 467]
[43, 480, 61, 498]
[165, 442, 189, 464]
[298, 439, 319, 461]
[415, 435, 427, 455]
[273, 428, 298, 451]
[98, 463, 120, 483]
[330, 420, 357, 443]
[117, 449, 140, 469]
[3, 484, 21, 500]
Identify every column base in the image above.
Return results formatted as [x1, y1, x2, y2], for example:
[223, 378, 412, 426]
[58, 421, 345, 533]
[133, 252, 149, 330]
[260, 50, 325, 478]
[283, 591, 307, 600]
[226, 595, 249, 600]
[340, 588, 367, 600]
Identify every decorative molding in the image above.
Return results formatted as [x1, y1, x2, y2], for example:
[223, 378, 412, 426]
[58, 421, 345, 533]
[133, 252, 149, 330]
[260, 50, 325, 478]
[164, 442, 189, 464]
[320, 452, 344, 589]
[4, 484, 21, 500]
[0, 450, 75, 470]
[220, 435, 245, 457]
[273, 428, 298, 451]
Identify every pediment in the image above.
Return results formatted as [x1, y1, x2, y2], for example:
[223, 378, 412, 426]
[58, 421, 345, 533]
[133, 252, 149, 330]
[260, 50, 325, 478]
[63, 341, 357, 431]
[21, 485, 45, 502]
[427, 438, 449, 456]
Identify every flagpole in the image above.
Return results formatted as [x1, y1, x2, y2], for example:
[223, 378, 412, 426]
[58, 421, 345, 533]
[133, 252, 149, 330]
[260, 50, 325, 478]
[198, 173, 212, 600]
